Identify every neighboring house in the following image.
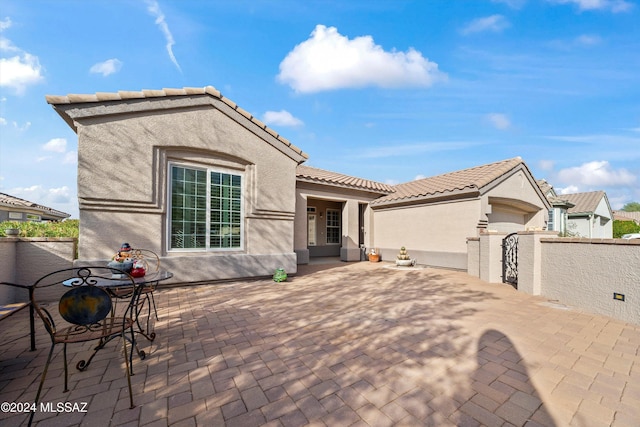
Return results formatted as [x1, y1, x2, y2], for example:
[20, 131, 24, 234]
[536, 179, 574, 235]
[370, 157, 551, 270]
[0, 192, 70, 222]
[562, 191, 613, 238]
[47, 87, 308, 282]
[613, 211, 640, 225]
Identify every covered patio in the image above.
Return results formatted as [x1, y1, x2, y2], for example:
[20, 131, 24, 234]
[1, 262, 638, 426]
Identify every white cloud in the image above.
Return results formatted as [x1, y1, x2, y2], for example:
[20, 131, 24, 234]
[414, 174, 427, 181]
[487, 113, 511, 130]
[575, 34, 602, 45]
[461, 15, 510, 35]
[277, 25, 445, 93]
[557, 184, 580, 194]
[13, 120, 30, 131]
[556, 161, 636, 187]
[262, 110, 304, 127]
[145, 0, 181, 72]
[8, 185, 72, 205]
[42, 138, 67, 153]
[0, 17, 11, 31]
[0, 117, 6, 125]
[358, 141, 477, 159]
[0, 54, 44, 94]
[89, 58, 123, 76]
[63, 151, 77, 165]
[548, 0, 633, 12]
[0, 18, 44, 94]
[492, 0, 527, 8]
[539, 160, 555, 171]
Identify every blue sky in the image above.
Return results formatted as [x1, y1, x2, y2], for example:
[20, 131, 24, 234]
[1, 0, 639, 218]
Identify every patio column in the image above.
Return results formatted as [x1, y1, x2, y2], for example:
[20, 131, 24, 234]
[294, 191, 309, 264]
[517, 231, 558, 295]
[340, 199, 360, 262]
[478, 231, 505, 284]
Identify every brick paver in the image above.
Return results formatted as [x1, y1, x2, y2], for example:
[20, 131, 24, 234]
[1, 261, 639, 426]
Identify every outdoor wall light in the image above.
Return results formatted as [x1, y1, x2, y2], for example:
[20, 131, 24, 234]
[613, 293, 625, 302]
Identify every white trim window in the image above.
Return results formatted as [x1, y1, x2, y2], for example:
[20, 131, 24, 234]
[169, 164, 243, 251]
[326, 208, 341, 244]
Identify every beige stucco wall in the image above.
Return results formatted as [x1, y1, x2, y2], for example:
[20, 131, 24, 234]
[0, 239, 17, 304]
[372, 165, 548, 270]
[62, 95, 304, 282]
[373, 198, 481, 269]
[0, 238, 76, 304]
[540, 238, 639, 325]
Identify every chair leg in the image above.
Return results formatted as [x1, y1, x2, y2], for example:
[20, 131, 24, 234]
[29, 344, 55, 426]
[122, 331, 134, 409]
[149, 291, 159, 321]
[63, 343, 69, 392]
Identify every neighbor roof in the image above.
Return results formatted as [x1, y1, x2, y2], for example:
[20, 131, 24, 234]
[296, 165, 394, 194]
[563, 191, 608, 215]
[0, 192, 70, 220]
[613, 211, 640, 223]
[371, 157, 527, 207]
[45, 86, 308, 162]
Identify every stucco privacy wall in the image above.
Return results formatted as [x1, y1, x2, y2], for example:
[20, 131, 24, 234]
[541, 239, 640, 325]
[0, 238, 76, 304]
[468, 232, 640, 325]
[49, 88, 307, 282]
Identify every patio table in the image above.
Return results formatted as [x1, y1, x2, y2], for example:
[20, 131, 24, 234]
[63, 270, 173, 366]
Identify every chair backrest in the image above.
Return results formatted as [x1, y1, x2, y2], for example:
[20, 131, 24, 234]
[32, 267, 137, 337]
[130, 249, 160, 273]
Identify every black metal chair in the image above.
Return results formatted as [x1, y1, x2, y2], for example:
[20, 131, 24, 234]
[27, 267, 139, 426]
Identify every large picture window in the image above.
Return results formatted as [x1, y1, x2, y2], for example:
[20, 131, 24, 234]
[170, 164, 243, 250]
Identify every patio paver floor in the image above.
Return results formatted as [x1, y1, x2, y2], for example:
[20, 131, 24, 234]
[1, 261, 639, 426]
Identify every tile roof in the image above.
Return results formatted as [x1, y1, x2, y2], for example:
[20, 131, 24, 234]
[613, 210, 640, 223]
[0, 192, 70, 219]
[536, 179, 554, 197]
[371, 157, 525, 207]
[296, 165, 394, 194]
[45, 86, 308, 161]
[562, 191, 607, 215]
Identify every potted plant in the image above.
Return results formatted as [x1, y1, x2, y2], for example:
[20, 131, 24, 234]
[395, 246, 415, 267]
[368, 248, 380, 262]
[4, 228, 20, 236]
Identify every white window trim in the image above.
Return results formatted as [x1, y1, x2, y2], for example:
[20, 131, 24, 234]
[167, 161, 244, 253]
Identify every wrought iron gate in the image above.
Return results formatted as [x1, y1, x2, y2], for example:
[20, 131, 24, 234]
[502, 232, 518, 287]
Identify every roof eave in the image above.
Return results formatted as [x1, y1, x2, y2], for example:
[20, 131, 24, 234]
[371, 187, 480, 209]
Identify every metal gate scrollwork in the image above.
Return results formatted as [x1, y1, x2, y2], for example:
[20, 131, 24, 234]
[502, 232, 518, 287]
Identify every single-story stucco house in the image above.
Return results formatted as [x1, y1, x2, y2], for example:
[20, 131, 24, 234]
[0, 192, 70, 222]
[562, 191, 613, 238]
[46, 86, 552, 281]
[370, 157, 551, 269]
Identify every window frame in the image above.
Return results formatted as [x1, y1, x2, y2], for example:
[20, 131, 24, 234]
[167, 162, 244, 252]
[325, 208, 341, 245]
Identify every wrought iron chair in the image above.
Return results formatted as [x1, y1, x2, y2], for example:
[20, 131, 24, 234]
[28, 267, 139, 426]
